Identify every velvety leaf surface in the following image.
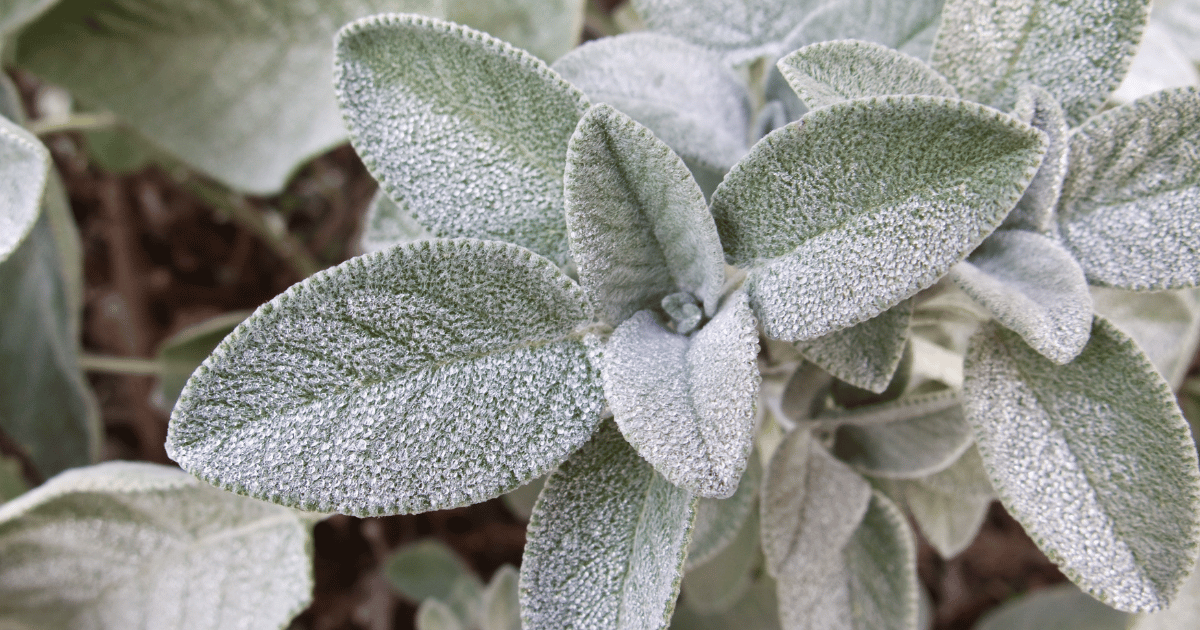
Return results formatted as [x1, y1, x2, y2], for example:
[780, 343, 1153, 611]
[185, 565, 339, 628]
[384, 539, 476, 604]
[950, 230, 1093, 364]
[1091, 287, 1200, 389]
[0, 211, 99, 478]
[976, 584, 1131, 630]
[712, 96, 1046, 341]
[687, 449, 761, 570]
[335, 14, 589, 265]
[1056, 87, 1200, 290]
[564, 104, 725, 324]
[446, 0, 584, 62]
[15, 0, 441, 194]
[520, 420, 697, 630]
[1007, 85, 1070, 233]
[630, 0, 822, 64]
[796, 299, 913, 394]
[776, 0, 946, 59]
[963, 318, 1200, 611]
[551, 33, 750, 174]
[777, 40, 957, 110]
[602, 293, 760, 498]
[155, 311, 248, 411]
[681, 504, 760, 614]
[168, 239, 605, 516]
[776, 491, 918, 630]
[828, 389, 973, 479]
[931, 0, 1148, 126]
[0, 461, 312, 630]
[898, 445, 995, 558]
[0, 114, 48, 263]
[760, 430, 871, 578]
[360, 189, 432, 254]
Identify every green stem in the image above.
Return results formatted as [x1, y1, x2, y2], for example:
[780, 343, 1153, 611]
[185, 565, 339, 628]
[79, 353, 162, 375]
[28, 112, 119, 136]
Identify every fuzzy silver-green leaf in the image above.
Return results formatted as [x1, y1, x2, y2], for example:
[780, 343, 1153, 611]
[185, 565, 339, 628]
[776, 0, 946, 60]
[950, 230, 1093, 364]
[551, 32, 750, 174]
[930, 0, 1149, 126]
[335, 13, 589, 265]
[167, 239, 604, 516]
[602, 292, 760, 498]
[564, 104, 725, 323]
[777, 39, 957, 110]
[385, 539, 476, 604]
[796, 299, 913, 394]
[963, 317, 1200, 611]
[1056, 87, 1200, 290]
[1008, 84, 1070, 233]
[712, 95, 1047, 341]
[896, 445, 995, 558]
[155, 311, 248, 411]
[0, 461, 312, 630]
[520, 420, 697, 630]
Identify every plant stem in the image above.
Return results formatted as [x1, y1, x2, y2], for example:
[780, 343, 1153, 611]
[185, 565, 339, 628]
[78, 353, 162, 375]
[28, 112, 119, 136]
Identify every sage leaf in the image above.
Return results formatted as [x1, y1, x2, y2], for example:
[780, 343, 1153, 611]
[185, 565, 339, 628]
[687, 449, 761, 570]
[963, 317, 1200, 611]
[1007, 85, 1070, 233]
[1091, 287, 1200, 389]
[602, 293, 760, 498]
[827, 389, 974, 479]
[520, 420, 698, 630]
[796, 299, 914, 394]
[564, 104, 725, 324]
[0, 461, 312, 629]
[760, 430, 871, 578]
[385, 539, 477, 604]
[670, 575, 782, 630]
[14, 0, 442, 194]
[776, 0, 946, 60]
[712, 96, 1047, 341]
[335, 13, 589, 265]
[898, 445, 995, 558]
[682, 505, 761, 614]
[155, 310, 249, 411]
[551, 32, 751, 175]
[480, 565, 521, 630]
[1057, 87, 1200, 290]
[976, 584, 1131, 630]
[0, 211, 99, 478]
[776, 490, 919, 630]
[630, 0, 823, 64]
[930, 0, 1149, 126]
[446, 0, 584, 62]
[0, 114, 48, 263]
[949, 230, 1093, 364]
[777, 39, 957, 111]
[360, 189, 432, 255]
[168, 239, 605, 516]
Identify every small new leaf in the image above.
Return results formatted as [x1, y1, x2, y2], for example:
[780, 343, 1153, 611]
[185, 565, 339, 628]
[963, 317, 1200, 611]
[602, 293, 760, 498]
[520, 420, 698, 630]
[0, 462, 312, 629]
[777, 39, 957, 111]
[168, 239, 605, 516]
[712, 96, 1047, 341]
[335, 13, 590, 265]
[564, 104, 725, 323]
[950, 230, 1093, 364]
[1057, 87, 1200, 290]
[796, 299, 914, 394]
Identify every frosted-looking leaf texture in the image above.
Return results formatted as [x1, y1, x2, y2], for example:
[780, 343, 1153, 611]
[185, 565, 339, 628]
[931, 0, 1149, 127]
[776, 490, 919, 630]
[14, 0, 442, 194]
[335, 14, 590, 266]
[796, 298, 914, 394]
[898, 446, 995, 558]
[1007, 85, 1070, 233]
[630, 0, 823, 64]
[551, 33, 750, 174]
[950, 230, 1093, 364]
[963, 318, 1200, 611]
[360, 189, 432, 254]
[687, 449, 761, 570]
[0, 114, 48, 264]
[712, 96, 1047, 341]
[1056, 87, 1200, 290]
[446, 0, 584, 62]
[602, 292, 760, 498]
[0, 461, 312, 630]
[828, 389, 974, 479]
[777, 40, 958, 111]
[776, 0, 946, 60]
[760, 430, 871, 579]
[520, 420, 698, 630]
[168, 239, 605, 516]
[564, 104, 726, 324]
